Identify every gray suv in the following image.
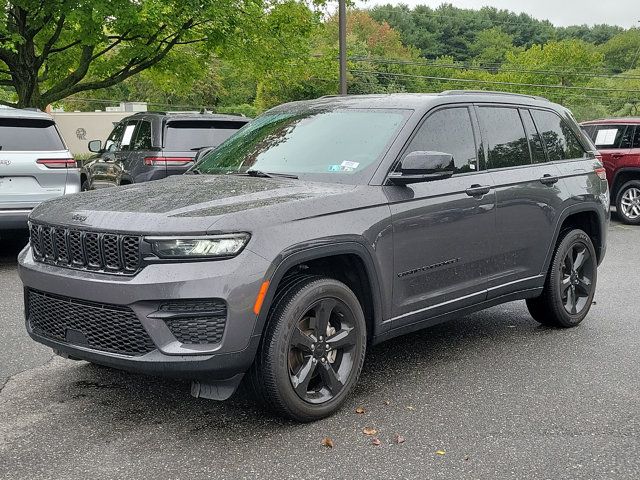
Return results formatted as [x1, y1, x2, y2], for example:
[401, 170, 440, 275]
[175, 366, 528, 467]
[19, 92, 609, 422]
[0, 107, 79, 230]
[81, 111, 249, 190]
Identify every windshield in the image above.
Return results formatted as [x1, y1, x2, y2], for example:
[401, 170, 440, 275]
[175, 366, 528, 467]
[192, 108, 410, 183]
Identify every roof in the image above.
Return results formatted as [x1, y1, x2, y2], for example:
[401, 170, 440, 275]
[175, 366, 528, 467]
[581, 117, 640, 125]
[267, 91, 557, 114]
[0, 106, 54, 121]
[131, 111, 250, 122]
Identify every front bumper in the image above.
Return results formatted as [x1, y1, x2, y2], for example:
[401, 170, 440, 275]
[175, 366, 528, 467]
[19, 246, 270, 380]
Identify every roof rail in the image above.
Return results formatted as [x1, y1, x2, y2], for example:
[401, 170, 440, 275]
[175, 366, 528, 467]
[440, 90, 549, 101]
[132, 111, 166, 115]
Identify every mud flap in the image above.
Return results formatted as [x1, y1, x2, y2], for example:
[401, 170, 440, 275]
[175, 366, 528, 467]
[190, 373, 244, 401]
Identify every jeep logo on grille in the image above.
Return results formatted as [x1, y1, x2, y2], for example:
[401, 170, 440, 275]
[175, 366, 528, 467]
[71, 213, 87, 222]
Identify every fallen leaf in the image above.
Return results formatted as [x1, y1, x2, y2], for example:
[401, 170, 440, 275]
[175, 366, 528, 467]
[394, 434, 405, 444]
[383, 400, 390, 406]
[464, 456, 470, 461]
[321, 437, 334, 448]
[371, 437, 382, 446]
[362, 427, 378, 436]
[436, 450, 446, 455]
[355, 406, 366, 414]
[406, 406, 415, 411]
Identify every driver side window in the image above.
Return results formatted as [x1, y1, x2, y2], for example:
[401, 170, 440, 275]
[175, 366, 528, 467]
[404, 107, 478, 174]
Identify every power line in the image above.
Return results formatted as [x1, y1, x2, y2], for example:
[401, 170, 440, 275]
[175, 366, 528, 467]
[347, 69, 640, 95]
[348, 56, 640, 81]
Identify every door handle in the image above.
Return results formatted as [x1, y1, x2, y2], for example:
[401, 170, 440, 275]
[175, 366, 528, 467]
[465, 184, 491, 197]
[539, 174, 559, 186]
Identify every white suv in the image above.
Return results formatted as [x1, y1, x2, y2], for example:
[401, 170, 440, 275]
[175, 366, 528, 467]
[0, 107, 80, 230]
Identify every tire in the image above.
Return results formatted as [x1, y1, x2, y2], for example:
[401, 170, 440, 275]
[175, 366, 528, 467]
[250, 276, 367, 422]
[616, 180, 640, 225]
[526, 229, 597, 328]
[81, 179, 90, 191]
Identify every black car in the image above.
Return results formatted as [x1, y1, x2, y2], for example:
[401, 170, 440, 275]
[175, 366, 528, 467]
[21, 92, 609, 422]
[81, 111, 249, 189]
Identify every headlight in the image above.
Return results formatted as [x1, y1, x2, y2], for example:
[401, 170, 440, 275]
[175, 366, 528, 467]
[146, 234, 250, 259]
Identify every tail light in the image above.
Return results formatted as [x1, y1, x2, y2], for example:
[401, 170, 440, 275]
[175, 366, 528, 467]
[594, 167, 607, 181]
[37, 158, 76, 169]
[144, 156, 193, 167]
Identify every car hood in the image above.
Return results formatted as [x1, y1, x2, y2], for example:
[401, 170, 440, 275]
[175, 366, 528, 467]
[29, 174, 368, 234]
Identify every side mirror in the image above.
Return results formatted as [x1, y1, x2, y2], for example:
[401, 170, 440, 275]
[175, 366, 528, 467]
[388, 151, 454, 185]
[88, 140, 102, 153]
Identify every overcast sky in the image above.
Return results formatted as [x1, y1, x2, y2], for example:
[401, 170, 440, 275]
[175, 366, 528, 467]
[354, 1, 639, 28]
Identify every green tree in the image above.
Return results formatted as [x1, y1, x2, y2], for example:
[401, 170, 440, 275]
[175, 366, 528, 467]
[0, 0, 317, 108]
[470, 27, 519, 67]
[600, 29, 640, 73]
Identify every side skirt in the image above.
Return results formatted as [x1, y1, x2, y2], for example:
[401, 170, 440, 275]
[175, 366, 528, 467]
[371, 287, 543, 345]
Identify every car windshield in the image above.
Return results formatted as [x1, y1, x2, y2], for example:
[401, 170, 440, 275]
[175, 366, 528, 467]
[192, 108, 410, 183]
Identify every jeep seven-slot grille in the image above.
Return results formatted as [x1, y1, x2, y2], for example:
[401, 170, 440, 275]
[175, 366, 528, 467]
[27, 289, 156, 356]
[29, 223, 141, 274]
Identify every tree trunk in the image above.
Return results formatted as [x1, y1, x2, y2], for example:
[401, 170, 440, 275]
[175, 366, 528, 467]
[13, 40, 43, 109]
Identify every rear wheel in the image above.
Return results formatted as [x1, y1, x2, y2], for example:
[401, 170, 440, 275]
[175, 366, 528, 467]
[616, 180, 640, 225]
[250, 276, 367, 422]
[526, 229, 597, 328]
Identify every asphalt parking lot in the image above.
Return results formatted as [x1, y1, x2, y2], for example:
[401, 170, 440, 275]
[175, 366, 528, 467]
[1, 220, 638, 480]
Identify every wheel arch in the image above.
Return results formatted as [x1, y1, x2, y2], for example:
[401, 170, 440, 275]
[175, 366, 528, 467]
[544, 205, 607, 272]
[611, 167, 640, 201]
[252, 242, 384, 342]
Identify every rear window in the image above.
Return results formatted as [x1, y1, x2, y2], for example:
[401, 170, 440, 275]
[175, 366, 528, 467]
[0, 118, 65, 151]
[164, 120, 248, 151]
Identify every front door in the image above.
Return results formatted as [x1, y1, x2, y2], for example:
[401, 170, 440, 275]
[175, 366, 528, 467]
[385, 106, 496, 326]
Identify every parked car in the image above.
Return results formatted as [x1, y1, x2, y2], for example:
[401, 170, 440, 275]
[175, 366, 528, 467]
[81, 111, 249, 190]
[0, 107, 79, 230]
[20, 92, 608, 422]
[581, 118, 640, 224]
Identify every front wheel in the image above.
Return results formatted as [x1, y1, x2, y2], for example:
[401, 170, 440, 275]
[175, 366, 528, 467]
[526, 229, 597, 328]
[250, 276, 367, 422]
[616, 180, 640, 225]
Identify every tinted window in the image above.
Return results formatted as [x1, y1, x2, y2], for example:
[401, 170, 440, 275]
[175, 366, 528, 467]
[104, 122, 125, 151]
[404, 107, 477, 174]
[633, 126, 640, 149]
[0, 118, 65, 151]
[132, 121, 152, 150]
[521, 109, 546, 163]
[195, 109, 410, 183]
[531, 110, 585, 160]
[478, 107, 530, 168]
[165, 120, 248, 151]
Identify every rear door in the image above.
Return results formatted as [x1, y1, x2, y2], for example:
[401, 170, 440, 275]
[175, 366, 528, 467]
[0, 117, 70, 209]
[476, 105, 567, 296]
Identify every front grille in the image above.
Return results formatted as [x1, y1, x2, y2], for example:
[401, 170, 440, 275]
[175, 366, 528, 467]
[27, 289, 155, 356]
[29, 222, 141, 274]
[160, 300, 227, 345]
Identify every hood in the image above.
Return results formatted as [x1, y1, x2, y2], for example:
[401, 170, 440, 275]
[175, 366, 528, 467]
[29, 174, 361, 234]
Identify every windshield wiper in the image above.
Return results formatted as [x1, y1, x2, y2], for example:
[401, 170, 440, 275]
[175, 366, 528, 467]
[246, 170, 298, 179]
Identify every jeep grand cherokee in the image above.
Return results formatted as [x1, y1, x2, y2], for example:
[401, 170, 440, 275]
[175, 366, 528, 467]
[19, 92, 609, 422]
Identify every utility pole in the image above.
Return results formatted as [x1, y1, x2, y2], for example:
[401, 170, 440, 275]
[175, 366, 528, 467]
[338, 0, 347, 95]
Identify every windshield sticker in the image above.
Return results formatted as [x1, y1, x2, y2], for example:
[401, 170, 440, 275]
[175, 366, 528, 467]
[328, 165, 342, 172]
[341, 160, 360, 169]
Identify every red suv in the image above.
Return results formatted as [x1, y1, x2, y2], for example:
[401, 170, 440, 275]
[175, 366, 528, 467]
[582, 118, 640, 224]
